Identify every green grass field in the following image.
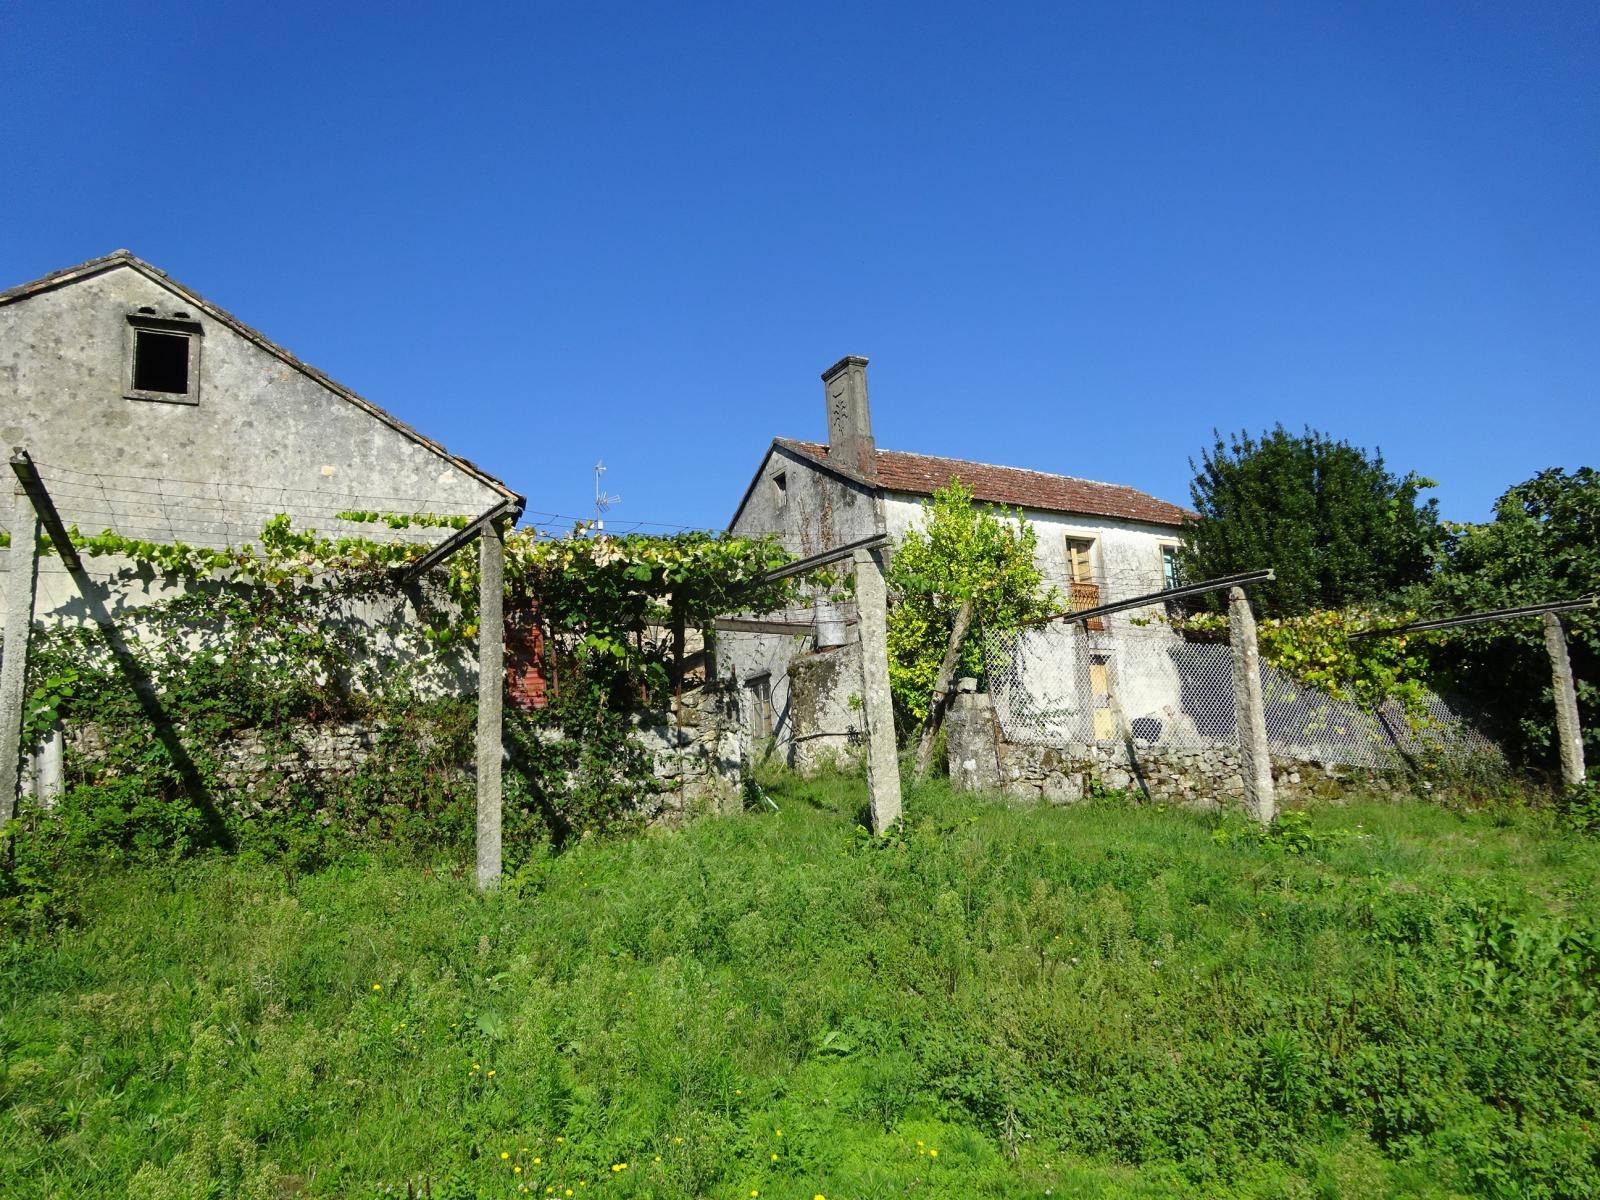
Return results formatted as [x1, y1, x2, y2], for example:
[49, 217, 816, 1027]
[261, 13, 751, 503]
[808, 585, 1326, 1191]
[3, 777, 1598, 1198]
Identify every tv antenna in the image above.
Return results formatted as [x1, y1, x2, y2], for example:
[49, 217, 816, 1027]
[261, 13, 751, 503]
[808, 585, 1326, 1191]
[594, 460, 621, 531]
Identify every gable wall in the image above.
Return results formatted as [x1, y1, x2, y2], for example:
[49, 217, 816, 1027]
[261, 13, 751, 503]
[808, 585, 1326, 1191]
[0, 264, 505, 632]
[722, 447, 880, 759]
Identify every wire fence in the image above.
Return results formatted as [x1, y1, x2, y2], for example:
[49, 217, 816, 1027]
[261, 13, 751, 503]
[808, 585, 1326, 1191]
[981, 617, 1498, 770]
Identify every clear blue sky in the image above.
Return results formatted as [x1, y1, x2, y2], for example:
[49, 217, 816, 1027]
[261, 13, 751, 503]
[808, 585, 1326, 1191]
[4, 2, 1595, 530]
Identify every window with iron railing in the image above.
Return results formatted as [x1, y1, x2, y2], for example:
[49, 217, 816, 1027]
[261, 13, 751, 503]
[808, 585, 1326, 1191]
[1065, 537, 1105, 630]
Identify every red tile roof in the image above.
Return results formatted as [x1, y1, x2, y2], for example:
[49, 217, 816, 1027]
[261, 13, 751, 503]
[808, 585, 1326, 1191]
[778, 439, 1192, 528]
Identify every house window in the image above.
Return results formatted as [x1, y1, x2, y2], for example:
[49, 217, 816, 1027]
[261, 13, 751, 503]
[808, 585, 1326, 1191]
[125, 311, 203, 404]
[772, 471, 788, 507]
[1161, 545, 1181, 592]
[1064, 536, 1105, 629]
[746, 673, 774, 739]
[1065, 537, 1096, 585]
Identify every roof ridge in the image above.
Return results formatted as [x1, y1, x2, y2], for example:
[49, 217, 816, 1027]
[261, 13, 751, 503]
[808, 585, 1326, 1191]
[780, 437, 1173, 502]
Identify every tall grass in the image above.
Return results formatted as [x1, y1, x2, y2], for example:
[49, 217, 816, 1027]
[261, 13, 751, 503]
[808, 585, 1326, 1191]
[2, 776, 1598, 1198]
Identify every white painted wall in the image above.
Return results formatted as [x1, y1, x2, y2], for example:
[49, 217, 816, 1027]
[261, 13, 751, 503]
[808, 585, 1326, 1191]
[718, 455, 1192, 756]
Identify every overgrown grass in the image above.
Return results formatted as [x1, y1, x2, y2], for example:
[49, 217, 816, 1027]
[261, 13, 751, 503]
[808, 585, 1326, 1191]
[3, 777, 1598, 1198]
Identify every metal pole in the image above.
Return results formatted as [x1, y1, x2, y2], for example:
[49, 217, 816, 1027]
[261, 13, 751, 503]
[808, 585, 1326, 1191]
[1543, 612, 1586, 789]
[1025, 568, 1276, 629]
[475, 518, 506, 890]
[1228, 586, 1275, 824]
[1351, 596, 1596, 639]
[0, 484, 41, 826]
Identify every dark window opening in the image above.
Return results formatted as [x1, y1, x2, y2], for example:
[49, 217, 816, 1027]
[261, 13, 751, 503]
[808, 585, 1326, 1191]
[133, 330, 190, 394]
[773, 471, 788, 504]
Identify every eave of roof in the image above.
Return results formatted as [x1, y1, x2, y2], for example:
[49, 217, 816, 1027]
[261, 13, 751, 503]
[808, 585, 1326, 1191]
[0, 250, 523, 508]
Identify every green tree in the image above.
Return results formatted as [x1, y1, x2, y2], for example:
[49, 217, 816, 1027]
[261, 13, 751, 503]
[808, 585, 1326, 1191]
[1180, 426, 1442, 616]
[1412, 467, 1599, 768]
[886, 480, 1058, 729]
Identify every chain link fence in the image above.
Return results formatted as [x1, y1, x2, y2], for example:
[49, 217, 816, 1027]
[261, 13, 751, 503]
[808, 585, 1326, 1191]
[981, 616, 1497, 770]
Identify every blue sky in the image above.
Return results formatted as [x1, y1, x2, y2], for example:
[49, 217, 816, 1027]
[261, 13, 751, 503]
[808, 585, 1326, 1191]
[3, 1, 1594, 531]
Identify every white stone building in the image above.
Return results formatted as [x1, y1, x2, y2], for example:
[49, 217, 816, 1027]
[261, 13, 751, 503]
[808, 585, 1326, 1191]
[722, 355, 1192, 764]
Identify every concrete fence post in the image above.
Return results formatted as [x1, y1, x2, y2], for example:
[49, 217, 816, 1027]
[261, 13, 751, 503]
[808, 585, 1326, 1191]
[1543, 612, 1586, 789]
[1, 485, 42, 827]
[1228, 585, 1276, 824]
[853, 545, 903, 833]
[475, 518, 507, 891]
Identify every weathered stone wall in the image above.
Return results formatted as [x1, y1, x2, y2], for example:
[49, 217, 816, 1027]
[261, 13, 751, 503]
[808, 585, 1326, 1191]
[631, 685, 745, 820]
[0, 257, 510, 630]
[721, 440, 882, 755]
[947, 691, 1394, 809]
[65, 684, 745, 824]
[786, 642, 866, 773]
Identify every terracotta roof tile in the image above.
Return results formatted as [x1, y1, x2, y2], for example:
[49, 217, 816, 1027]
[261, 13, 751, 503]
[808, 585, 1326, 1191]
[778, 439, 1192, 528]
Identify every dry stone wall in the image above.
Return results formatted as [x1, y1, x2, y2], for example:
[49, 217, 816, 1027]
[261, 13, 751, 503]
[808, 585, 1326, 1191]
[946, 691, 1395, 810]
[65, 683, 745, 825]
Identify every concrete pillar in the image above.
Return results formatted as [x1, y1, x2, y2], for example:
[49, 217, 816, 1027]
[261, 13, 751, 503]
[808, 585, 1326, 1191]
[0, 485, 41, 827]
[475, 519, 506, 890]
[1544, 612, 1586, 789]
[853, 545, 902, 832]
[1227, 586, 1275, 824]
[33, 723, 64, 808]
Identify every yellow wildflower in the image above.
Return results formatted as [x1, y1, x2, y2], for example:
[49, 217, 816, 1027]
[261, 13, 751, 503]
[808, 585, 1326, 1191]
[930, 1148, 939, 1158]
[770, 1152, 778, 1161]
[372, 983, 382, 991]
[501, 1152, 510, 1160]
[514, 1165, 523, 1175]
[487, 1070, 496, 1077]
[533, 1157, 542, 1165]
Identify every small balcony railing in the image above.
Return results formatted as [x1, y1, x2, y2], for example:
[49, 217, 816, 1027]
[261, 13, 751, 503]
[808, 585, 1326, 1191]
[1068, 581, 1106, 631]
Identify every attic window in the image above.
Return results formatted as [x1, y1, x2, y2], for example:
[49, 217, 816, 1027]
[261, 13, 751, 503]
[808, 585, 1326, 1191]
[125, 312, 203, 404]
[772, 470, 788, 506]
[134, 331, 189, 393]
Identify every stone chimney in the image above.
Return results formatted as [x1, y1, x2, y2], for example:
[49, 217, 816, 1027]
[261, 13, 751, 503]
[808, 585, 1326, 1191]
[821, 355, 875, 479]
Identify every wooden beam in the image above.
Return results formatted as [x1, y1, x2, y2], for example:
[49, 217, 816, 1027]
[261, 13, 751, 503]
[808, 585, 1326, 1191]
[914, 596, 975, 780]
[394, 497, 523, 586]
[9, 449, 82, 572]
[713, 616, 836, 636]
[757, 532, 889, 584]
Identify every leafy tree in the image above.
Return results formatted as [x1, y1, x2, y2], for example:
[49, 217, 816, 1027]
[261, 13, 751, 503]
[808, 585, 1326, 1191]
[886, 480, 1058, 729]
[1411, 467, 1599, 768]
[1180, 426, 1442, 616]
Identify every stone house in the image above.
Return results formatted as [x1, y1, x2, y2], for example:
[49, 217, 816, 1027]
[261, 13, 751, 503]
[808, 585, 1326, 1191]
[722, 355, 1192, 767]
[0, 251, 751, 815]
[0, 249, 544, 706]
